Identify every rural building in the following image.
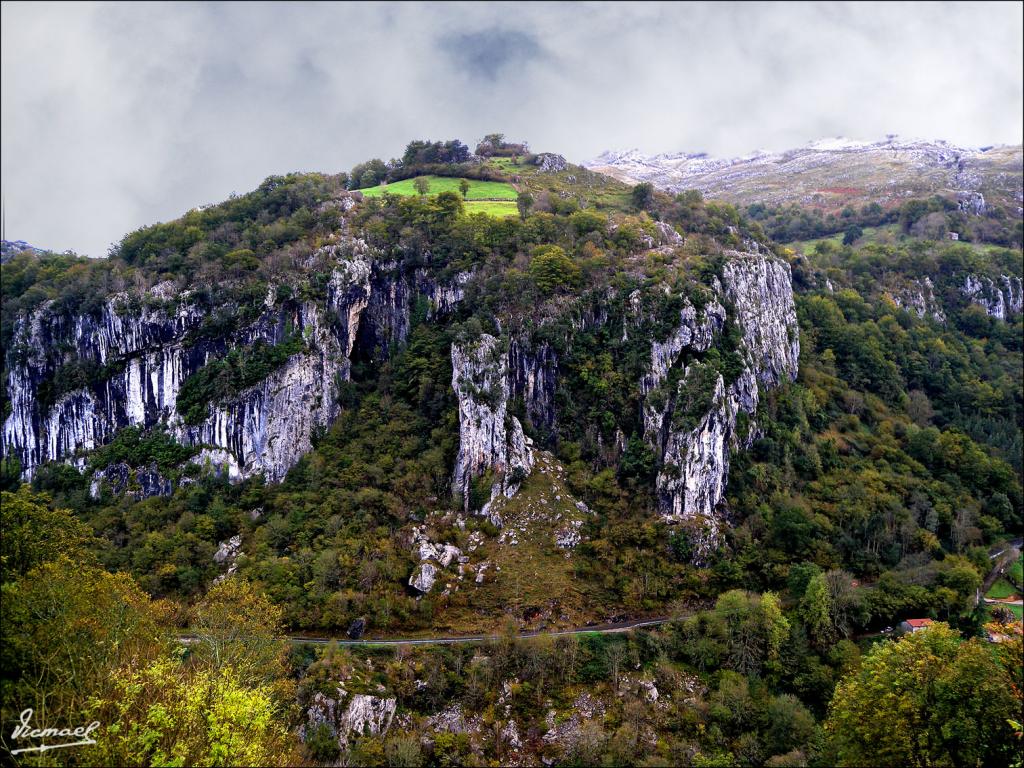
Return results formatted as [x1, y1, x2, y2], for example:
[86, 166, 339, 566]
[899, 618, 934, 633]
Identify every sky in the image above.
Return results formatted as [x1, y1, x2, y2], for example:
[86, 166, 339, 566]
[2, 1, 1022, 257]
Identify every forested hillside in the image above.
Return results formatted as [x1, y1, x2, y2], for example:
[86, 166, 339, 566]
[1, 137, 1020, 767]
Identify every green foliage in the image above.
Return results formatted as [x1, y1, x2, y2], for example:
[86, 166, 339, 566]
[631, 182, 655, 211]
[528, 245, 581, 295]
[84, 656, 297, 767]
[826, 623, 1021, 767]
[0, 486, 97, 581]
[89, 426, 197, 473]
[176, 336, 305, 424]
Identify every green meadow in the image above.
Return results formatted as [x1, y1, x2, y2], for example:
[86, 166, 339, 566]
[357, 175, 518, 200]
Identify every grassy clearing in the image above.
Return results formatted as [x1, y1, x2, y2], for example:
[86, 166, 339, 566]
[465, 200, 518, 217]
[357, 175, 517, 200]
[488, 157, 525, 170]
[1008, 554, 1023, 586]
[986, 578, 1019, 600]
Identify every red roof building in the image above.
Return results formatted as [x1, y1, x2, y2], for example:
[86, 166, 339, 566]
[899, 618, 934, 633]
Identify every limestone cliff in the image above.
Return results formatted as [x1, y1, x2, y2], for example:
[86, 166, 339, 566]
[1, 237, 469, 484]
[642, 252, 799, 562]
[451, 333, 534, 507]
[962, 273, 1024, 320]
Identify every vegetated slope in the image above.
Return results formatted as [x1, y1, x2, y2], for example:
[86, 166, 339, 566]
[587, 137, 1023, 217]
[1, 135, 1021, 768]
[1, 137, 1018, 640]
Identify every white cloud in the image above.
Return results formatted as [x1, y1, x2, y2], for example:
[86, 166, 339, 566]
[2, 1, 1021, 256]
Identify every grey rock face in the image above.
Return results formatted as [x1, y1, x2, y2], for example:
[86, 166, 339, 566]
[889, 277, 946, 322]
[654, 221, 683, 246]
[451, 334, 534, 506]
[1, 232, 463, 488]
[535, 153, 568, 172]
[957, 190, 987, 216]
[213, 534, 243, 564]
[300, 685, 396, 751]
[89, 461, 174, 500]
[212, 533, 243, 584]
[409, 562, 438, 593]
[962, 274, 1024, 320]
[509, 338, 558, 435]
[644, 252, 799, 562]
[340, 694, 396, 746]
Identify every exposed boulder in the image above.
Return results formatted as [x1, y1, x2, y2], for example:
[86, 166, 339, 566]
[535, 153, 568, 172]
[347, 617, 366, 639]
[213, 534, 243, 565]
[409, 562, 438, 593]
[654, 221, 684, 246]
[300, 686, 396, 751]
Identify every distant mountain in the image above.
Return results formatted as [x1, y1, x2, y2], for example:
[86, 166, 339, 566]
[0, 239, 46, 262]
[586, 137, 1024, 214]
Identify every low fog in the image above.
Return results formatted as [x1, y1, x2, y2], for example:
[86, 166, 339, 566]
[2, 1, 1022, 256]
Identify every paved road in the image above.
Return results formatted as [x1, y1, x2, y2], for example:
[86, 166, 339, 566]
[178, 616, 677, 647]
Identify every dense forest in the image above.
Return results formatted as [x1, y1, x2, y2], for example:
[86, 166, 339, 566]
[1, 137, 1021, 766]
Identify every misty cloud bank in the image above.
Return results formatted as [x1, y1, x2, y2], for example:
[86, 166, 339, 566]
[2, 1, 1022, 257]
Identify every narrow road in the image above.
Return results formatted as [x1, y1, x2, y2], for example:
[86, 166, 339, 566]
[178, 616, 678, 647]
[978, 538, 1022, 606]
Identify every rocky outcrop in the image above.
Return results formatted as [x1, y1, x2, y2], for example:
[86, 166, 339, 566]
[178, 305, 342, 483]
[643, 252, 799, 562]
[962, 274, 1024, 320]
[543, 693, 607, 755]
[888, 277, 946, 322]
[1, 234, 465, 486]
[407, 525, 466, 594]
[89, 461, 174, 500]
[509, 338, 558, 436]
[409, 562, 438, 593]
[300, 685, 396, 751]
[451, 334, 534, 507]
[212, 533, 243, 584]
[957, 191, 987, 216]
[421, 269, 472, 318]
[535, 153, 568, 173]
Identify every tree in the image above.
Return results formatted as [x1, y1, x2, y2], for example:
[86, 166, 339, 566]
[413, 177, 430, 197]
[2, 559, 167, 737]
[190, 579, 286, 684]
[0, 486, 96, 581]
[459, 179, 471, 198]
[528, 245, 581, 295]
[842, 225, 863, 246]
[83, 657, 298, 767]
[349, 158, 387, 189]
[605, 641, 627, 692]
[799, 572, 835, 646]
[765, 694, 816, 758]
[517, 191, 534, 220]
[632, 182, 655, 211]
[825, 623, 1020, 767]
